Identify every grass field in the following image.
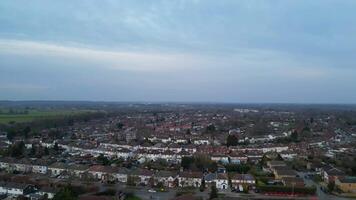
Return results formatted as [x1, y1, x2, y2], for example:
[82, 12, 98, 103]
[0, 110, 94, 124]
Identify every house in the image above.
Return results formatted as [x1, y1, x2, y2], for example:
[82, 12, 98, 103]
[322, 166, 345, 183]
[48, 162, 67, 177]
[193, 139, 210, 145]
[0, 182, 36, 197]
[68, 164, 89, 178]
[267, 161, 286, 168]
[31, 159, 49, 174]
[204, 173, 217, 188]
[217, 167, 226, 174]
[116, 168, 130, 183]
[335, 176, 356, 193]
[161, 150, 178, 163]
[178, 172, 203, 188]
[88, 165, 118, 182]
[130, 169, 154, 186]
[230, 174, 255, 190]
[262, 146, 288, 153]
[167, 143, 183, 153]
[215, 173, 229, 190]
[270, 166, 292, 174]
[0, 157, 13, 171]
[117, 148, 132, 160]
[274, 169, 297, 179]
[229, 153, 248, 164]
[35, 187, 57, 199]
[154, 171, 177, 188]
[12, 159, 33, 173]
[281, 177, 305, 187]
[211, 154, 229, 164]
[280, 151, 297, 160]
[246, 151, 263, 164]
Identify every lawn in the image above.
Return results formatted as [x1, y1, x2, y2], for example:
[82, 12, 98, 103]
[0, 109, 94, 124]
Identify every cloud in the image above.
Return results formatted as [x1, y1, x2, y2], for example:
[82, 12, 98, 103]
[0, 39, 334, 80]
[0, 83, 49, 91]
[0, 39, 207, 72]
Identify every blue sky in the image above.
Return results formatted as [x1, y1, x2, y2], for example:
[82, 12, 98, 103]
[1, 0, 356, 103]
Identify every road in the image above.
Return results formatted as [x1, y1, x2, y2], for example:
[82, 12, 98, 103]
[298, 172, 350, 200]
[100, 179, 353, 200]
[115, 184, 176, 200]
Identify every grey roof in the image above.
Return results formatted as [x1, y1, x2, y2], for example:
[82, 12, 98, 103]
[0, 181, 31, 190]
[155, 170, 177, 178]
[339, 176, 356, 183]
[48, 162, 68, 169]
[204, 173, 217, 182]
[68, 164, 89, 171]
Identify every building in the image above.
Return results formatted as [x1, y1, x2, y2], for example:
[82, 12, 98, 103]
[88, 165, 118, 182]
[35, 187, 57, 199]
[116, 168, 130, 183]
[154, 171, 177, 188]
[215, 173, 229, 190]
[130, 169, 154, 186]
[322, 166, 345, 183]
[68, 164, 89, 178]
[211, 154, 229, 164]
[48, 162, 67, 177]
[230, 174, 255, 190]
[335, 176, 356, 193]
[178, 172, 203, 188]
[0, 182, 36, 197]
[274, 169, 297, 179]
[281, 177, 305, 187]
[267, 161, 286, 168]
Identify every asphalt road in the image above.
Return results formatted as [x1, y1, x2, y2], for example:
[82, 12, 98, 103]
[298, 172, 351, 200]
[115, 184, 176, 200]
[102, 178, 353, 200]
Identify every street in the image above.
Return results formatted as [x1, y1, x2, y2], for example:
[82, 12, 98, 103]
[298, 172, 350, 200]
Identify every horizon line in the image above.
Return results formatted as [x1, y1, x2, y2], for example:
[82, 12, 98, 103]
[1, 100, 356, 106]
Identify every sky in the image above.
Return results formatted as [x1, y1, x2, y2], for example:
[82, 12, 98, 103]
[1, 0, 356, 103]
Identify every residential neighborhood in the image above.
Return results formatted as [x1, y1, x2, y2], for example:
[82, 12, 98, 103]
[0, 103, 355, 200]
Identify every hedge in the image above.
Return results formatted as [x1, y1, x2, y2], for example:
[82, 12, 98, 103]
[257, 185, 316, 195]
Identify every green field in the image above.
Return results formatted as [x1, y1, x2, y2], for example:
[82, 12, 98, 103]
[0, 110, 93, 124]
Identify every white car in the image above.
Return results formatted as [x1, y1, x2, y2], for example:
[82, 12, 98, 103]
[148, 189, 157, 193]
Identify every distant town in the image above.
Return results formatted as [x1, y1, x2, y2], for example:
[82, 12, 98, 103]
[0, 101, 356, 200]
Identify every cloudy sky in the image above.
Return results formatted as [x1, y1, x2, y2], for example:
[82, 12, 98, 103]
[1, 0, 356, 103]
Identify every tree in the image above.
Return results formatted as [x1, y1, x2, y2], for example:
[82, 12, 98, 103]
[327, 181, 335, 192]
[44, 147, 50, 155]
[9, 141, 25, 157]
[53, 185, 78, 200]
[225, 163, 251, 173]
[116, 122, 124, 129]
[181, 157, 194, 170]
[206, 124, 216, 132]
[6, 128, 17, 141]
[226, 135, 238, 147]
[127, 175, 136, 186]
[97, 154, 110, 165]
[23, 126, 31, 138]
[209, 185, 218, 199]
[29, 146, 36, 157]
[290, 130, 299, 142]
[186, 129, 191, 135]
[200, 179, 206, 192]
[54, 142, 59, 151]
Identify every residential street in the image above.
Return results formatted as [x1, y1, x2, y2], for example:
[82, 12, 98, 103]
[298, 172, 350, 200]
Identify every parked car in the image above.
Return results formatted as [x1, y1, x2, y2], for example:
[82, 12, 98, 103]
[148, 189, 157, 193]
